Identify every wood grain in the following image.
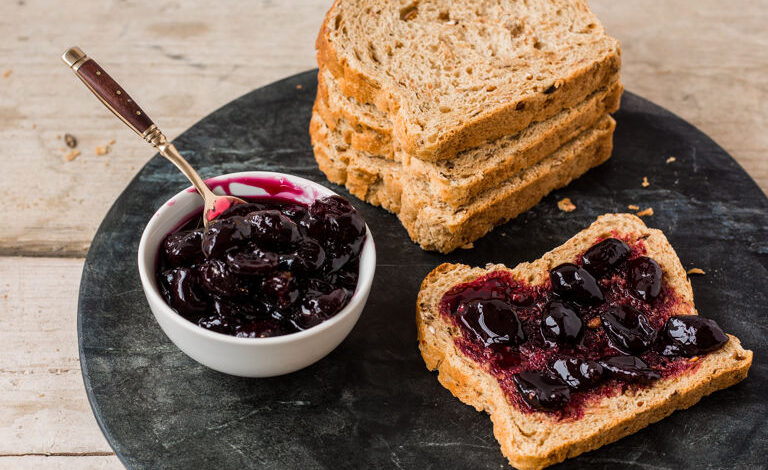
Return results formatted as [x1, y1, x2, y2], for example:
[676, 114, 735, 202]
[0, 456, 120, 470]
[0, 257, 118, 467]
[591, 0, 768, 197]
[0, 0, 329, 257]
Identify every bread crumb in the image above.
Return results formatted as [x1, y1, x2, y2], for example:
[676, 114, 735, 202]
[296, 84, 303, 90]
[666, 156, 676, 164]
[587, 317, 601, 329]
[627, 204, 640, 211]
[636, 207, 654, 217]
[108, 139, 116, 145]
[641, 176, 650, 187]
[460, 242, 474, 249]
[31, 123, 36, 129]
[686, 268, 706, 276]
[64, 149, 81, 161]
[95, 145, 110, 156]
[557, 197, 576, 212]
[64, 133, 77, 148]
[3, 69, 11, 78]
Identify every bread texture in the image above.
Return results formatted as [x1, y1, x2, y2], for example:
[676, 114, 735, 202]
[316, 66, 622, 164]
[317, 0, 621, 161]
[415, 214, 753, 469]
[311, 112, 615, 253]
[315, 69, 622, 208]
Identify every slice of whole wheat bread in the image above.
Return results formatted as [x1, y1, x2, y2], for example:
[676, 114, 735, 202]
[316, 66, 622, 163]
[416, 214, 753, 469]
[315, 78, 622, 208]
[317, 0, 621, 161]
[310, 112, 615, 252]
[316, 68, 394, 157]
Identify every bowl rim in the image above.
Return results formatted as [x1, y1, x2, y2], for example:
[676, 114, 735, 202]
[137, 170, 376, 345]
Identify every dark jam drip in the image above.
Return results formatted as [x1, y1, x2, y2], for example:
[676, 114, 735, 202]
[439, 235, 729, 420]
[156, 194, 366, 337]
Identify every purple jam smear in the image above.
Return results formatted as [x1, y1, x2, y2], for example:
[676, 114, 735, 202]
[438, 235, 729, 420]
[156, 194, 366, 338]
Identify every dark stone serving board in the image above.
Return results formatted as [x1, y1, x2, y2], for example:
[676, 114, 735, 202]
[79, 70, 767, 470]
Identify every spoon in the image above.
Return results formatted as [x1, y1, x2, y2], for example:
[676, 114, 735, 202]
[61, 46, 246, 227]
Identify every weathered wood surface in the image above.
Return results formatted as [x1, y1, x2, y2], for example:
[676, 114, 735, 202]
[0, 257, 121, 468]
[0, 1, 765, 469]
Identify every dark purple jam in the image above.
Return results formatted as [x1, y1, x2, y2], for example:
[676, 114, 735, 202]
[156, 195, 366, 337]
[438, 235, 729, 419]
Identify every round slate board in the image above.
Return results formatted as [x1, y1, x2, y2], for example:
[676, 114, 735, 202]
[79, 71, 767, 470]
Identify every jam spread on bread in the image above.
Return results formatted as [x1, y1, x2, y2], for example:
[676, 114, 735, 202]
[157, 195, 365, 337]
[440, 237, 728, 418]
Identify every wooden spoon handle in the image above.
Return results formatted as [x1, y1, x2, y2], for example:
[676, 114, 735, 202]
[62, 46, 155, 137]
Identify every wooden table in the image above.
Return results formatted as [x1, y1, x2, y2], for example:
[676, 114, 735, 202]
[1, 1, 765, 468]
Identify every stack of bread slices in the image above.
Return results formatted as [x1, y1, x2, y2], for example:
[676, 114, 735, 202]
[310, 0, 622, 253]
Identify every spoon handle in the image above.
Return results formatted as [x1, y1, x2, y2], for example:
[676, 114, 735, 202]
[61, 46, 155, 137]
[61, 46, 216, 200]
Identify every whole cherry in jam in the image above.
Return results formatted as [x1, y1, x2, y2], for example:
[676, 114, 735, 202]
[601, 304, 657, 354]
[197, 259, 240, 297]
[658, 315, 729, 357]
[581, 238, 630, 278]
[599, 355, 660, 384]
[162, 229, 204, 266]
[455, 298, 526, 347]
[198, 312, 241, 335]
[550, 263, 604, 305]
[226, 248, 279, 275]
[540, 300, 583, 346]
[308, 196, 366, 272]
[246, 210, 301, 247]
[549, 357, 604, 391]
[628, 256, 662, 302]
[201, 215, 253, 258]
[159, 267, 208, 318]
[279, 239, 326, 274]
[261, 272, 300, 309]
[157, 194, 365, 338]
[513, 371, 571, 410]
[294, 285, 349, 329]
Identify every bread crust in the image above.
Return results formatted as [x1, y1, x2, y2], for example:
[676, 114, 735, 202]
[316, 0, 622, 162]
[311, 111, 616, 253]
[415, 215, 754, 469]
[315, 68, 624, 211]
[316, 66, 622, 165]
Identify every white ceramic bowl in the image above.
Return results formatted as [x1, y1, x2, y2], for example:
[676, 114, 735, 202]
[137, 171, 375, 377]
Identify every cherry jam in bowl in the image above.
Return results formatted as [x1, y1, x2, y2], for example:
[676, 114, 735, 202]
[137, 171, 375, 377]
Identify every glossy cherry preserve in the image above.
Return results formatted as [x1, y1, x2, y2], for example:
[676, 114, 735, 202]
[157, 194, 366, 337]
[440, 236, 729, 417]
